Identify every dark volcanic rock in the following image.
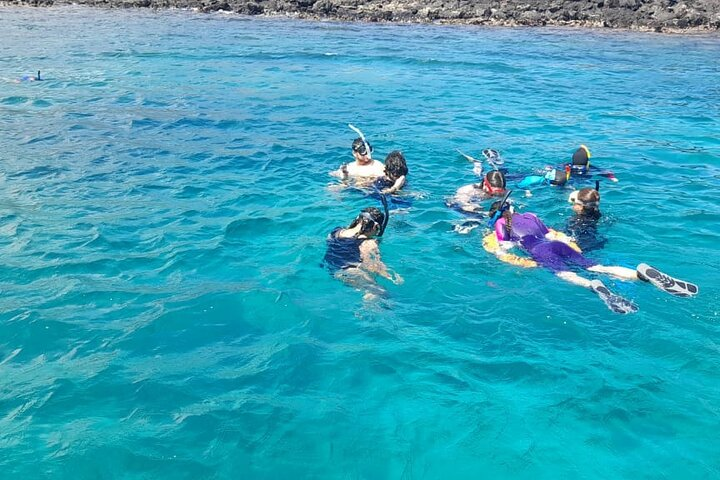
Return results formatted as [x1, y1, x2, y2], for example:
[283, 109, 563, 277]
[2, 0, 719, 31]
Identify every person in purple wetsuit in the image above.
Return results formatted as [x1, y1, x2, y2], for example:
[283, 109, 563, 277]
[483, 197, 698, 314]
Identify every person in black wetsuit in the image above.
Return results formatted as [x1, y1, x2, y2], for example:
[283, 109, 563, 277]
[322, 205, 402, 299]
[373, 151, 408, 194]
[565, 185, 607, 253]
[371, 151, 411, 210]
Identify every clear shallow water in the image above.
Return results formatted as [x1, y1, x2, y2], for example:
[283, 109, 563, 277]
[1, 6, 719, 478]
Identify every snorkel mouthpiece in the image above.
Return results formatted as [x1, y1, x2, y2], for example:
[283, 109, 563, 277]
[349, 124, 372, 160]
[488, 190, 512, 227]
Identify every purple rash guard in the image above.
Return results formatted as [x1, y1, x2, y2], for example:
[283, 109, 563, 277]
[495, 213, 596, 272]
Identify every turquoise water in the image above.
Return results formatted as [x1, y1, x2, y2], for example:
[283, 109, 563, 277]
[1, 6, 719, 477]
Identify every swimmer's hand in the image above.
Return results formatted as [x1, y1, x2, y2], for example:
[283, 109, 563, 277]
[472, 162, 483, 177]
[390, 272, 404, 285]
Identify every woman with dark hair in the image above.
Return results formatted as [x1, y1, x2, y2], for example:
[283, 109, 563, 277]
[323, 206, 402, 299]
[482, 196, 698, 314]
[450, 170, 507, 214]
[374, 151, 408, 194]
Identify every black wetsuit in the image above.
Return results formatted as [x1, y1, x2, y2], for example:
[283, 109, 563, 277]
[565, 211, 607, 253]
[371, 177, 411, 209]
[322, 228, 363, 273]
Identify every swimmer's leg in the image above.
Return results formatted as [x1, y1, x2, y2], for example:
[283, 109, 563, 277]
[556, 271, 593, 288]
[453, 219, 483, 234]
[589, 280, 638, 314]
[556, 272, 637, 314]
[636, 263, 698, 297]
[587, 264, 638, 281]
[335, 268, 387, 299]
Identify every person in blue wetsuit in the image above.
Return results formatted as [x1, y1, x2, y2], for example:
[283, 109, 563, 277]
[323, 203, 402, 300]
[482, 193, 698, 313]
[517, 145, 617, 190]
[17, 71, 42, 82]
[564, 184, 607, 253]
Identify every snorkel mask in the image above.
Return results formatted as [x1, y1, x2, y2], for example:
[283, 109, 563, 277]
[487, 190, 513, 227]
[349, 124, 372, 160]
[483, 176, 506, 195]
[359, 211, 381, 235]
[568, 181, 601, 209]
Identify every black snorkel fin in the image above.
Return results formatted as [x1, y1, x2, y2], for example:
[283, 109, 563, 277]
[378, 194, 390, 237]
[487, 189, 512, 227]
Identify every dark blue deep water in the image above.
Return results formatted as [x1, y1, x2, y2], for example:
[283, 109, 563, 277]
[1, 6, 719, 478]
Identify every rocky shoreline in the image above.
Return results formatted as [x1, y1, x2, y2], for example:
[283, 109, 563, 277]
[3, 0, 720, 32]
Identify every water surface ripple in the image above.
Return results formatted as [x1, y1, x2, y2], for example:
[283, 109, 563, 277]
[1, 6, 719, 478]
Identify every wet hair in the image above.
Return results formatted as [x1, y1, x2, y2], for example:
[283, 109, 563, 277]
[352, 137, 373, 156]
[489, 200, 513, 238]
[485, 170, 506, 189]
[348, 207, 385, 236]
[384, 151, 408, 181]
[576, 188, 601, 214]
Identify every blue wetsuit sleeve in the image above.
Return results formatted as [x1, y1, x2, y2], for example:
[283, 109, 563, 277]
[517, 175, 545, 189]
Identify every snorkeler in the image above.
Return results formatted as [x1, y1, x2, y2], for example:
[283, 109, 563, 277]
[330, 125, 385, 185]
[450, 170, 507, 215]
[457, 148, 505, 178]
[374, 151, 408, 194]
[516, 145, 616, 190]
[569, 145, 617, 182]
[482, 193, 698, 313]
[517, 164, 571, 189]
[322, 199, 402, 299]
[564, 182, 607, 253]
[17, 70, 42, 82]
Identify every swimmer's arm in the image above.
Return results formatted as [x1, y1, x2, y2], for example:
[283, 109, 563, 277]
[545, 229, 582, 253]
[330, 163, 350, 180]
[453, 185, 484, 213]
[359, 240, 403, 284]
[382, 175, 406, 194]
[596, 170, 619, 182]
[482, 233, 537, 268]
[472, 162, 483, 178]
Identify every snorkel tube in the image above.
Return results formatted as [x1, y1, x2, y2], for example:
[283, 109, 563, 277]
[487, 189, 513, 227]
[378, 194, 390, 237]
[595, 180, 600, 193]
[348, 124, 372, 160]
